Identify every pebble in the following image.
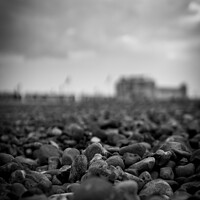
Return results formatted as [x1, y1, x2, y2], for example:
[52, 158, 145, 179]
[14, 156, 38, 170]
[49, 127, 62, 136]
[106, 155, 125, 170]
[123, 172, 145, 190]
[84, 143, 105, 161]
[119, 143, 146, 157]
[153, 149, 172, 166]
[129, 157, 155, 173]
[123, 152, 141, 167]
[151, 171, 159, 180]
[10, 169, 26, 183]
[175, 163, 195, 177]
[1, 98, 200, 200]
[62, 148, 80, 165]
[160, 142, 191, 158]
[67, 123, 85, 141]
[115, 180, 139, 200]
[69, 155, 88, 182]
[160, 167, 174, 180]
[48, 156, 60, 170]
[73, 177, 116, 200]
[11, 182, 27, 198]
[91, 136, 101, 143]
[139, 171, 152, 184]
[66, 182, 80, 193]
[139, 179, 173, 198]
[25, 170, 52, 192]
[33, 144, 60, 165]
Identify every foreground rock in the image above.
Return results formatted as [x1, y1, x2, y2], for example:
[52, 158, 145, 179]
[139, 179, 173, 198]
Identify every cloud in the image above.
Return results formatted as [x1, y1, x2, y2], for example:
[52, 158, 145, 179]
[0, 0, 200, 60]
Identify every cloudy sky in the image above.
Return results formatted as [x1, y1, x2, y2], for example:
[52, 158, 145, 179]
[0, 0, 200, 97]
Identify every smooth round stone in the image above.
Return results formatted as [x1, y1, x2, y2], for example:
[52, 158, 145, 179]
[106, 155, 125, 170]
[123, 153, 141, 166]
[49, 127, 62, 136]
[0, 153, 14, 166]
[115, 180, 139, 200]
[84, 143, 104, 161]
[119, 143, 146, 157]
[69, 155, 88, 182]
[107, 132, 128, 146]
[67, 123, 85, 141]
[139, 179, 173, 198]
[160, 167, 174, 180]
[139, 171, 152, 184]
[91, 136, 101, 143]
[73, 177, 116, 200]
[33, 144, 60, 165]
[62, 148, 80, 165]
[175, 163, 195, 177]
[11, 182, 27, 198]
[129, 157, 155, 173]
[129, 132, 144, 142]
[105, 146, 120, 154]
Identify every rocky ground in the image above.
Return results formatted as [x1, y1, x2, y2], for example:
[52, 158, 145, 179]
[0, 99, 200, 200]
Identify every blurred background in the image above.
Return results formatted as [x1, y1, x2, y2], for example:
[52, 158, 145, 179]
[0, 0, 200, 101]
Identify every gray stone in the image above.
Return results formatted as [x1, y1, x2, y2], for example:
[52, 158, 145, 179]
[139, 179, 173, 198]
[175, 163, 195, 177]
[106, 155, 125, 170]
[33, 145, 60, 165]
[139, 171, 152, 184]
[160, 167, 174, 180]
[69, 155, 88, 182]
[84, 143, 104, 161]
[123, 153, 141, 167]
[119, 143, 146, 157]
[115, 180, 140, 200]
[129, 157, 155, 173]
[62, 148, 80, 165]
[73, 177, 116, 200]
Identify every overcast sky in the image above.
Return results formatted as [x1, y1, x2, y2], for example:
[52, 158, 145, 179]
[0, 0, 200, 97]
